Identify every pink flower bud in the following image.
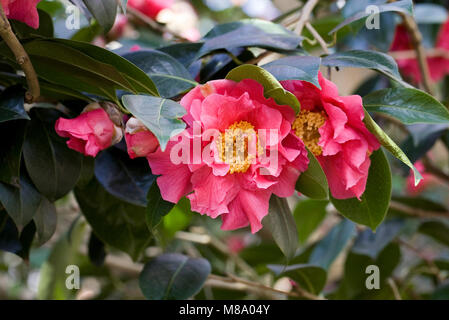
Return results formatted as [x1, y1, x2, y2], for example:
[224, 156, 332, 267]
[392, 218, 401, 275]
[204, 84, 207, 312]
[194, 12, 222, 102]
[125, 117, 159, 159]
[55, 102, 123, 157]
[1, 0, 41, 29]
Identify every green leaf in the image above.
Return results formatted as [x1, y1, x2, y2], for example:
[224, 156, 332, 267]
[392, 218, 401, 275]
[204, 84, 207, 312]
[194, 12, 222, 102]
[139, 253, 211, 300]
[331, 149, 392, 231]
[33, 197, 57, 246]
[122, 95, 187, 151]
[294, 199, 328, 244]
[263, 195, 298, 261]
[82, 0, 118, 32]
[330, 0, 413, 34]
[363, 111, 423, 185]
[322, 50, 411, 88]
[198, 19, 302, 58]
[419, 221, 449, 247]
[53, 39, 159, 96]
[352, 219, 404, 259]
[75, 179, 152, 260]
[122, 50, 197, 98]
[11, 9, 54, 38]
[23, 109, 83, 201]
[95, 148, 156, 206]
[262, 56, 321, 87]
[0, 174, 41, 231]
[295, 151, 329, 200]
[0, 120, 27, 186]
[268, 263, 327, 295]
[309, 219, 356, 270]
[146, 183, 174, 231]
[363, 88, 449, 124]
[226, 64, 300, 114]
[0, 86, 29, 123]
[37, 219, 86, 299]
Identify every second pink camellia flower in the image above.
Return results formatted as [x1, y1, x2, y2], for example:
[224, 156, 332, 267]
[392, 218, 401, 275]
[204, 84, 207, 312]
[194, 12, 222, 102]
[55, 103, 123, 157]
[282, 72, 380, 200]
[147, 79, 309, 233]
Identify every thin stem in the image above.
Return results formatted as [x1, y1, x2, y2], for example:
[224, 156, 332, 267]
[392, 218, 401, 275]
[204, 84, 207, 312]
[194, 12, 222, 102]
[398, 12, 433, 94]
[389, 201, 449, 219]
[305, 22, 329, 55]
[294, 0, 319, 36]
[0, 3, 40, 103]
[422, 156, 449, 186]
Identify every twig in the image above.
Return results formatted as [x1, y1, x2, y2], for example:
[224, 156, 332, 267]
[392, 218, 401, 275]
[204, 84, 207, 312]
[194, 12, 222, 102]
[387, 278, 402, 300]
[305, 22, 329, 55]
[0, 3, 40, 103]
[294, 0, 319, 36]
[422, 156, 449, 186]
[389, 48, 449, 60]
[389, 201, 449, 219]
[398, 12, 433, 94]
[126, 6, 188, 42]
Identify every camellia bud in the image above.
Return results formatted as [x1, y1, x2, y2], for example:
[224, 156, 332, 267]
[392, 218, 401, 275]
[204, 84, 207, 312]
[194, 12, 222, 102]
[125, 117, 159, 159]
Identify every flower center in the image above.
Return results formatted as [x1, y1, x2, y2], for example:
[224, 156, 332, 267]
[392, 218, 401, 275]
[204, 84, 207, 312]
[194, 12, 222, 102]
[217, 121, 260, 174]
[292, 110, 327, 156]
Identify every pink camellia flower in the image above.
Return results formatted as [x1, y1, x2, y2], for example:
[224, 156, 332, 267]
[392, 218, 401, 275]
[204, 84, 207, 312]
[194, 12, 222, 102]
[147, 79, 309, 233]
[282, 72, 380, 200]
[128, 0, 173, 19]
[1, 0, 41, 29]
[390, 19, 449, 83]
[55, 102, 123, 157]
[125, 117, 159, 159]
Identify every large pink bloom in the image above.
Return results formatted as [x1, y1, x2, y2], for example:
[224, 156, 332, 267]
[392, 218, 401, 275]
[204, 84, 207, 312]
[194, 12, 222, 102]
[282, 72, 380, 200]
[147, 79, 309, 233]
[390, 19, 449, 83]
[128, 0, 173, 19]
[55, 105, 123, 157]
[1, 0, 41, 29]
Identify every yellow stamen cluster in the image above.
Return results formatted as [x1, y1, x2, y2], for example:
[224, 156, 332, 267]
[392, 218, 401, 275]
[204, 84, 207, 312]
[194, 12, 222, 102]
[217, 121, 261, 174]
[292, 110, 327, 156]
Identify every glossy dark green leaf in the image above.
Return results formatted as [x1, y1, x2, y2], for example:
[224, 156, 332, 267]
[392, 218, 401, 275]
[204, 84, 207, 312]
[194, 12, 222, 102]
[0, 210, 22, 254]
[23, 109, 83, 201]
[0, 120, 27, 186]
[198, 19, 302, 58]
[82, 0, 118, 32]
[330, 0, 413, 34]
[95, 147, 156, 207]
[263, 196, 298, 261]
[159, 42, 204, 67]
[295, 151, 329, 200]
[322, 50, 410, 88]
[309, 219, 356, 270]
[10, 9, 54, 38]
[75, 179, 152, 260]
[363, 111, 422, 185]
[363, 88, 449, 124]
[146, 183, 174, 231]
[268, 263, 327, 295]
[139, 253, 211, 300]
[0, 86, 29, 123]
[352, 219, 404, 259]
[53, 39, 159, 96]
[122, 95, 186, 151]
[0, 174, 42, 231]
[331, 149, 392, 231]
[262, 56, 321, 87]
[122, 50, 197, 98]
[294, 199, 328, 244]
[226, 64, 300, 114]
[419, 221, 449, 247]
[33, 197, 57, 246]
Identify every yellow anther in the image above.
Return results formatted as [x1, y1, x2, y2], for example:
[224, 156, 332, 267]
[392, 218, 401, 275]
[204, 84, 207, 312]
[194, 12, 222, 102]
[292, 110, 327, 156]
[217, 121, 261, 174]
